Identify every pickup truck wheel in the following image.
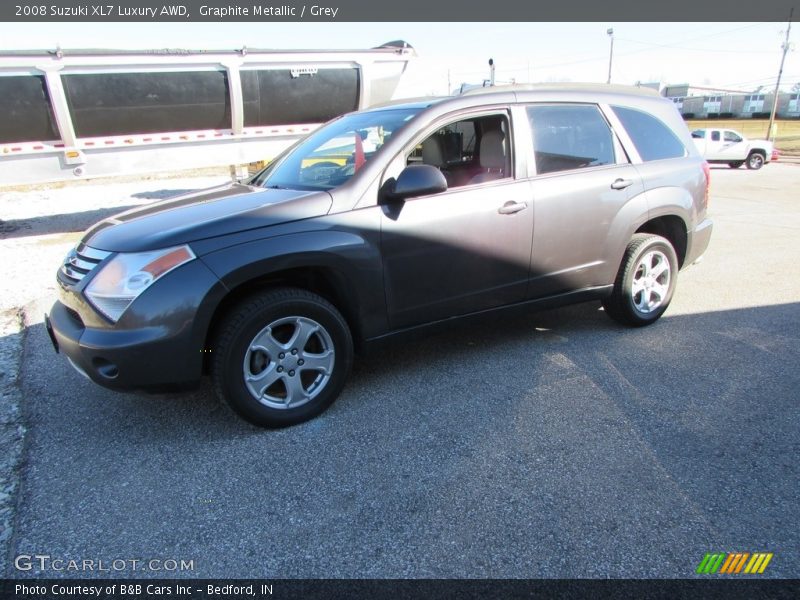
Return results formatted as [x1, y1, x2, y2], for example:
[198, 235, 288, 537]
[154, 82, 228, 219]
[746, 152, 765, 170]
[212, 288, 353, 427]
[602, 234, 678, 327]
[728, 161, 743, 169]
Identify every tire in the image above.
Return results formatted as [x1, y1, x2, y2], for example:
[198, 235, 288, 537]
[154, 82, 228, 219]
[728, 161, 743, 169]
[212, 288, 353, 427]
[746, 152, 765, 170]
[602, 234, 679, 327]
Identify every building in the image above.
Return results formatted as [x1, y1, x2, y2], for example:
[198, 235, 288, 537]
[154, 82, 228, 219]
[660, 83, 800, 119]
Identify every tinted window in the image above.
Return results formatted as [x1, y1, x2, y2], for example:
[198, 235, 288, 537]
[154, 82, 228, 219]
[528, 104, 616, 175]
[241, 68, 359, 127]
[63, 71, 231, 137]
[691, 130, 705, 139]
[611, 105, 686, 161]
[711, 131, 720, 142]
[0, 75, 60, 144]
[724, 131, 742, 142]
[252, 108, 420, 191]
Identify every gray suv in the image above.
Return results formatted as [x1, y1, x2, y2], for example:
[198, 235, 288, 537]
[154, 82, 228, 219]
[46, 84, 713, 427]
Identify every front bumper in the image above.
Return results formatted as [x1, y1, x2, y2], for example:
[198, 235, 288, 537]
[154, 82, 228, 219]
[47, 300, 200, 390]
[46, 258, 227, 391]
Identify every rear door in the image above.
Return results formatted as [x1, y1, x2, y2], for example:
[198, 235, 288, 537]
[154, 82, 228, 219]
[703, 129, 725, 159]
[524, 103, 644, 298]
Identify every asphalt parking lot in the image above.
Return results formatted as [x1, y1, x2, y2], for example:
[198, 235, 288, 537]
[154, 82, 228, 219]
[1, 164, 798, 578]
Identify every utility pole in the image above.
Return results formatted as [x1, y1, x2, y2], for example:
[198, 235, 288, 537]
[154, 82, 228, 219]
[606, 28, 614, 84]
[767, 8, 794, 141]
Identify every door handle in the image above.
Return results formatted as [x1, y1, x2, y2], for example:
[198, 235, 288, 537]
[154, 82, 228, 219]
[498, 201, 527, 215]
[611, 178, 633, 190]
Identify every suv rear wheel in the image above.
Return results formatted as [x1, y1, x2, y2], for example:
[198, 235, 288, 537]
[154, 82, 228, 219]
[602, 234, 678, 327]
[212, 288, 353, 427]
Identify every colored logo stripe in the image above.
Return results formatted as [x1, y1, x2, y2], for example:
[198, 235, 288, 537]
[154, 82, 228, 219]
[696, 552, 773, 575]
[696, 553, 725, 574]
[719, 553, 749, 574]
[744, 553, 773, 574]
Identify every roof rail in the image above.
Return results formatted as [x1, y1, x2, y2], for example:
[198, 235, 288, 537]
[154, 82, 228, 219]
[460, 82, 661, 97]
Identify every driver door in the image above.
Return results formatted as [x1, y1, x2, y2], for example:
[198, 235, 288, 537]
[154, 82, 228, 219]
[715, 130, 746, 160]
[379, 111, 534, 330]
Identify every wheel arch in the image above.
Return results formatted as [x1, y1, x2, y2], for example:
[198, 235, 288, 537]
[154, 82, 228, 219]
[202, 264, 366, 372]
[198, 231, 387, 370]
[636, 214, 688, 268]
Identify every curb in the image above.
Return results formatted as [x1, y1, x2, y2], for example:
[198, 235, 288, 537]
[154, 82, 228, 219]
[0, 309, 26, 576]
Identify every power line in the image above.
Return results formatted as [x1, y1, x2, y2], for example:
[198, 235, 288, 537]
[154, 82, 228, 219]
[619, 22, 773, 50]
[615, 38, 775, 55]
[717, 73, 800, 88]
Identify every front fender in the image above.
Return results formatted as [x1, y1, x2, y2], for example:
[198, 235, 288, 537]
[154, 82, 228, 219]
[199, 229, 387, 339]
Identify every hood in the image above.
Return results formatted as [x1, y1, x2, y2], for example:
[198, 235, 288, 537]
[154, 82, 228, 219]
[83, 182, 333, 253]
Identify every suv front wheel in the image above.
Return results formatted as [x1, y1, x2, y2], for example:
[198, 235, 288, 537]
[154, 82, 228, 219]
[602, 234, 679, 327]
[212, 288, 353, 427]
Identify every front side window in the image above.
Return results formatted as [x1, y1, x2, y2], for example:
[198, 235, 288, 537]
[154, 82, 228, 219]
[527, 104, 616, 175]
[691, 130, 706, 139]
[252, 107, 421, 190]
[724, 131, 743, 143]
[711, 131, 721, 142]
[612, 105, 686, 161]
[407, 114, 511, 188]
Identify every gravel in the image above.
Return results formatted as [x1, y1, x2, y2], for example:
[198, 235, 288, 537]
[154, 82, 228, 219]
[0, 170, 230, 574]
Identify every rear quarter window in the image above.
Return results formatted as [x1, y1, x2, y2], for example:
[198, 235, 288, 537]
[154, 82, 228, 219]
[612, 105, 687, 162]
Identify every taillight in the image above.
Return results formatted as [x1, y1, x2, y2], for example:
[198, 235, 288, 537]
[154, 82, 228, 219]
[702, 161, 711, 209]
[772, 149, 780, 161]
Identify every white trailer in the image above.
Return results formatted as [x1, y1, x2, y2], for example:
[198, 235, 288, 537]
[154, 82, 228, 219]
[0, 42, 414, 185]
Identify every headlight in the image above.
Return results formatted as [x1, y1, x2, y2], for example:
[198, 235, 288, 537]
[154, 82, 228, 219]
[85, 245, 196, 322]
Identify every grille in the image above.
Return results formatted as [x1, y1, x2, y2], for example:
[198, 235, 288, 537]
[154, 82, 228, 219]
[59, 244, 111, 285]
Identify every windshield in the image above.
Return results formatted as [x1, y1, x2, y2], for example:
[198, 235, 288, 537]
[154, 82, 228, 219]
[251, 108, 422, 191]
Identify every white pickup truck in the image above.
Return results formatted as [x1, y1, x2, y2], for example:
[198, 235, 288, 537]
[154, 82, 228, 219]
[691, 128, 775, 170]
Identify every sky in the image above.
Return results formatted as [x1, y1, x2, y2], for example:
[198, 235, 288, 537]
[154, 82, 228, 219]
[1, 22, 796, 97]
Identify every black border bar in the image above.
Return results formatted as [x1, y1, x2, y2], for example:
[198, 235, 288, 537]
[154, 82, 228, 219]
[1, 0, 798, 22]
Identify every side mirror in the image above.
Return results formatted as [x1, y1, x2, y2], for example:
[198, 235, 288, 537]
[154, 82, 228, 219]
[382, 165, 447, 202]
